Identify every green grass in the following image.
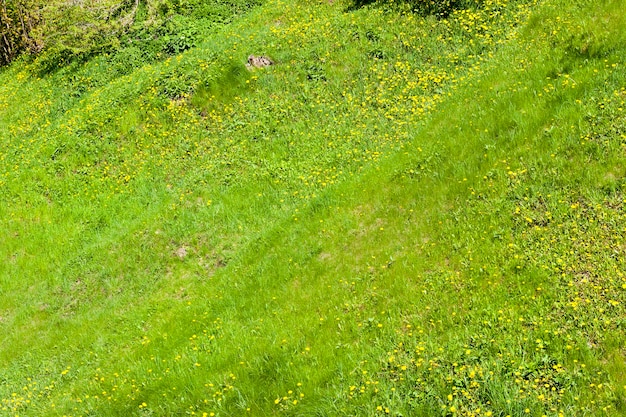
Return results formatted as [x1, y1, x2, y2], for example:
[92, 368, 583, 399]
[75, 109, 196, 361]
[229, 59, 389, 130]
[1, 0, 626, 415]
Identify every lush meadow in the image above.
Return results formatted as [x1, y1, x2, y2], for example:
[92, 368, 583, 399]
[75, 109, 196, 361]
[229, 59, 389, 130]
[1, 0, 625, 415]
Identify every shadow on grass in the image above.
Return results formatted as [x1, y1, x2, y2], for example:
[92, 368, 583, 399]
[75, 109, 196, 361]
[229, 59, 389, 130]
[345, 0, 377, 12]
[190, 61, 254, 115]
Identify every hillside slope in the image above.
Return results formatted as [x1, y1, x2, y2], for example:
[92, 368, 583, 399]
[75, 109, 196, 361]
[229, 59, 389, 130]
[1, 0, 626, 415]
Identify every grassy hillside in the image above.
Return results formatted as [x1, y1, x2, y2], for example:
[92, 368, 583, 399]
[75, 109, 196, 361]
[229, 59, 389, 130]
[1, 0, 625, 415]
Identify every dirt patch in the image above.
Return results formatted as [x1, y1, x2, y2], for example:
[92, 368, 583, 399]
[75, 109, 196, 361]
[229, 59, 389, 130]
[318, 252, 332, 261]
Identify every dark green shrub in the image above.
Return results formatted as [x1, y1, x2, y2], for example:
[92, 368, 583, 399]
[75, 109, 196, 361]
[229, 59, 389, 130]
[352, 0, 482, 17]
[409, 0, 481, 16]
[109, 46, 146, 76]
[157, 15, 199, 55]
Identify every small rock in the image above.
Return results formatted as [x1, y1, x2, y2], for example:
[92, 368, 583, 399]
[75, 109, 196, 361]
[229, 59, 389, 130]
[247, 55, 274, 69]
[175, 247, 188, 259]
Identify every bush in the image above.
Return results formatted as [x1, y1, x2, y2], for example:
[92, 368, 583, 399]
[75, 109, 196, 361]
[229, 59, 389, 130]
[1, 0, 264, 68]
